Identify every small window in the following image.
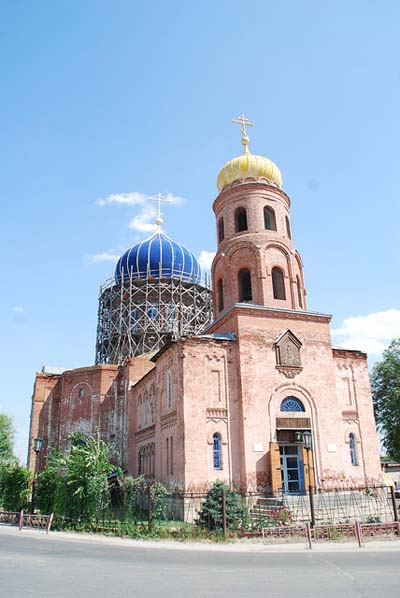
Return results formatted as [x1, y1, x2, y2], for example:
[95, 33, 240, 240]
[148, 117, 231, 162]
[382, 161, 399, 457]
[213, 433, 222, 470]
[296, 276, 303, 309]
[78, 388, 84, 399]
[166, 371, 172, 408]
[285, 216, 292, 239]
[264, 206, 277, 231]
[238, 269, 252, 302]
[280, 397, 305, 412]
[235, 208, 248, 232]
[349, 433, 358, 466]
[272, 267, 286, 300]
[147, 306, 158, 319]
[217, 279, 224, 312]
[218, 218, 225, 243]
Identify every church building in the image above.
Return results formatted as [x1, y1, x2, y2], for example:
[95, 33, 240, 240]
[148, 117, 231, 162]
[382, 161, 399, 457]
[28, 118, 381, 495]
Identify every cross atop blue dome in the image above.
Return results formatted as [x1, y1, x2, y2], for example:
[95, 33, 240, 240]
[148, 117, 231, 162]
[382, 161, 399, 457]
[115, 231, 201, 284]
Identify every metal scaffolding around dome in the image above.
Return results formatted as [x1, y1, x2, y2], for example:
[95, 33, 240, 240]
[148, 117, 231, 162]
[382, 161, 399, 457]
[95, 267, 213, 364]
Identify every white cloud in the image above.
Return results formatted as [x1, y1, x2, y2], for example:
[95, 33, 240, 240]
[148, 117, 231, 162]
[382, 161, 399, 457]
[85, 251, 120, 264]
[12, 306, 24, 314]
[331, 309, 400, 356]
[198, 250, 216, 271]
[96, 192, 148, 207]
[128, 204, 158, 233]
[96, 191, 184, 233]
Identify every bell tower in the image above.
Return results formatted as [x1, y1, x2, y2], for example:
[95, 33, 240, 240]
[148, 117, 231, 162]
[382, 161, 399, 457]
[211, 116, 306, 318]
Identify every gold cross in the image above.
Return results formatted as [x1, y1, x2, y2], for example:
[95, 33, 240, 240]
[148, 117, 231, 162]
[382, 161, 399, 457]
[232, 114, 255, 138]
[149, 193, 171, 226]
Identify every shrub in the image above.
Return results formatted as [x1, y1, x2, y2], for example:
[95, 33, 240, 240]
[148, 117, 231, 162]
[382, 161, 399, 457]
[196, 481, 249, 532]
[0, 463, 32, 511]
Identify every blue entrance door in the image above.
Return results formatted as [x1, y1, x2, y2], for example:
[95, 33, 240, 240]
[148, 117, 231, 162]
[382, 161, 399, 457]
[279, 445, 305, 494]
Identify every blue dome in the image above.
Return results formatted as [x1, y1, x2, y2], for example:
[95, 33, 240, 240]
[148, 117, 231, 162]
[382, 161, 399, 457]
[115, 231, 201, 284]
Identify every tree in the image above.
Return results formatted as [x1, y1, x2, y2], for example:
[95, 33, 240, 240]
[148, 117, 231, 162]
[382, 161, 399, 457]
[197, 481, 249, 532]
[371, 338, 400, 461]
[0, 412, 15, 464]
[36, 432, 115, 520]
[0, 463, 32, 511]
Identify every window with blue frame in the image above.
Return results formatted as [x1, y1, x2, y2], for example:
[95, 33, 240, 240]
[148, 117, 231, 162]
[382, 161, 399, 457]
[280, 396, 305, 412]
[213, 433, 222, 470]
[349, 433, 358, 466]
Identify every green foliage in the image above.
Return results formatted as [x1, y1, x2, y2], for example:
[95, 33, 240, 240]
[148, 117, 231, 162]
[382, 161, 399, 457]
[36, 433, 115, 520]
[371, 338, 400, 461]
[196, 481, 249, 532]
[120, 475, 170, 524]
[35, 451, 65, 514]
[65, 433, 115, 519]
[0, 463, 32, 511]
[120, 474, 148, 520]
[149, 480, 170, 520]
[0, 412, 15, 464]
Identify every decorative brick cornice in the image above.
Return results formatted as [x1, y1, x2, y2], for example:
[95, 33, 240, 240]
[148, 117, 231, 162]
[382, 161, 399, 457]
[206, 407, 228, 420]
[135, 425, 155, 441]
[206, 303, 331, 333]
[213, 180, 291, 213]
[276, 366, 303, 379]
[342, 410, 359, 422]
[333, 348, 367, 360]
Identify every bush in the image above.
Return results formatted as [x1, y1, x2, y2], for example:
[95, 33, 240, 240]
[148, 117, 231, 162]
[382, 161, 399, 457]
[196, 481, 249, 532]
[0, 463, 32, 511]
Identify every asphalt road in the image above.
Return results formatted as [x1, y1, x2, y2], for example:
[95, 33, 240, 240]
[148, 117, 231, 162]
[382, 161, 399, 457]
[0, 527, 399, 598]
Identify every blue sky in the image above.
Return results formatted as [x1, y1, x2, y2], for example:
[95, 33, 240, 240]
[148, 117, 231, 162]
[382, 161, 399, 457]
[1, 1, 399, 460]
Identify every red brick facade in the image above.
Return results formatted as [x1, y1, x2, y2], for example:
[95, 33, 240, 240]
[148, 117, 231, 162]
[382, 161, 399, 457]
[28, 162, 382, 493]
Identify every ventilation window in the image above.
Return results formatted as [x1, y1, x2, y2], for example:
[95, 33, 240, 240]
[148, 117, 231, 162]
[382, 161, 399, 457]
[285, 216, 292, 239]
[238, 269, 252, 302]
[217, 279, 224, 312]
[218, 218, 225, 243]
[264, 206, 277, 231]
[272, 267, 286, 300]
[296, 276, 303, 309]
[235, 208, 248, 232]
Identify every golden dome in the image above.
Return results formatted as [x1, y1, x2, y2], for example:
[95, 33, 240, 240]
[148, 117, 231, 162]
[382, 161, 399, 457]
[217, 135, 282, 192]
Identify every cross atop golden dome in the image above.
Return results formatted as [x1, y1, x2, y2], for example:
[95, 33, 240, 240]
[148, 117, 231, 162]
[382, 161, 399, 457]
[217, 115, 283, 192]
[232, 114, 255, 155]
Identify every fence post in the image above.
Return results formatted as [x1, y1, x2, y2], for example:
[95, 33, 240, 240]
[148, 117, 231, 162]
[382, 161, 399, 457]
[46, 513, 54, 534]
[18, 510, 24, 531]
[354, 520, 363, 548]
[389, 486, 398, 522]
[305, 522, 312, 550]
[148, 485, 153, 531]
[222, 488, 227, 538]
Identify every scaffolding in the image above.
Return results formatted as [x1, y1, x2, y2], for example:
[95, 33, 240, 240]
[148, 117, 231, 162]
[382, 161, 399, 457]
[95, 269, 213, 364]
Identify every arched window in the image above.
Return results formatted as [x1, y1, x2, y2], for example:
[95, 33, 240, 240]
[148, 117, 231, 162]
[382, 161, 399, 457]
[235, 208, 248, 232]
[264, 206, 277, 231]
[218, 218, 225, 243]
[280, 397, 305, 412]
[349, 433, 358, 466]
[238, 269, 252, 302]
[217, 279, 224, 312]
[285, 216, 292, 239]
[272, 267, 286, 300]
[213, 433, 222, 470]
[296, 275, 303, 309]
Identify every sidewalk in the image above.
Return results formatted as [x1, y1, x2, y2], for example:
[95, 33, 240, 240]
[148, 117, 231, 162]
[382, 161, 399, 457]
[1, 523, 400, 553]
